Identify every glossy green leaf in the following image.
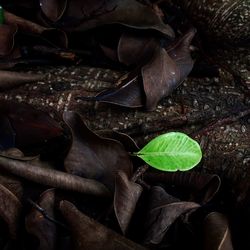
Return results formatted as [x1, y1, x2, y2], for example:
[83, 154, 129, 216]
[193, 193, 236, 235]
[136, 132, 202, 171]
[0, 6, 4, 24]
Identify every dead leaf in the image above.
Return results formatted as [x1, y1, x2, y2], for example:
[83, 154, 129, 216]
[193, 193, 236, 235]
[167, 28, 196, 80]
[142, 46, 179, 110]
[0, 183, 22, 239]
[0, 154, 110, 197]
[59, 200, 146, 250]
[40, 0, 67, 22]
[0, 101, 63, 151]
[0, 114, 15, 150]
[144, 186, 200, 245]
[4, 10, 68, 48]
[63, 111, 132, 191]
[118, 32, 158, 66]
[61, 0, 174, 38]
[78, 70, 144, 108]
[97, 130, 139, 153]
[114, 170, 143, 234]
[0, 70, 44, 90]
[144, 171, 221, 204]
[25, 189, 57, 250]
[0, 24, 17, 57]
[203, 212, 234, 250]
[142, 29, 196, 110]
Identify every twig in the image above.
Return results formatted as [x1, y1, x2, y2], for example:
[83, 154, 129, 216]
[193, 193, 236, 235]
[27, 199, 68, 230]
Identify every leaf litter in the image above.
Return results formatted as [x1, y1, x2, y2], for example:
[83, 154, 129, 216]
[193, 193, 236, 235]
[0, 1, 239, 249]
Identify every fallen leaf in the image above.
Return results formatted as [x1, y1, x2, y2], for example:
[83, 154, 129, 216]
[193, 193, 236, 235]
[40, 0, 67, 22]
[144, 171, 221, 204]
[0, 183, 22, 239]
[25, 189, 57, 250]
[63, 111, 132, 191]
[0, 101, 63, 148]
[142, 46, 179, 110]
[142, 29, 195, 110]
[61, 0, 174, 38]
[0, 154, 110, 197]
[167, 28, 196, 80]
[0, 70, 44, 90]
[77, 70, 144, 108]
[59, 200, 146, 250]
[0, 24, 17, 57]
[114, 171, 143, 234]
[203, 212, 234, 250]
[0, 114, 15, 150]
[118, 32, 158, 66]
[4, 10, 68, 48]
[144, 186, 200, 245]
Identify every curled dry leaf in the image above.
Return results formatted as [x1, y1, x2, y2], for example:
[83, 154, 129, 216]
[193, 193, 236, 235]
[0, 155, 110, 197]
[97, 130, 139, 153]
[0, 24, 17, 57]
[203, 212, 234, 250]
[40, 0, 67, 22]
[63, 111, 132, 191]
[4, 10, 68, 48]
[61, 0, 175, 38]
[0, 70, 44, 91]
[114, 171, 143, 234]
[142, 46, 178, 110]
[144, 171, 221, 204]
[144, 186, 200, 245]
[0, 172, 23, 199]
[59, 200, 146, 250]
[0, 114, 15, 150]
[142, 29, 195, 110]
[118, 32, 158, 66]
[167, 28, 196, 79]
[0, 101, 62, 148]
[26, 189, 57, 250]
[78, 70, 144, 108]
[0, 183, 22, 239]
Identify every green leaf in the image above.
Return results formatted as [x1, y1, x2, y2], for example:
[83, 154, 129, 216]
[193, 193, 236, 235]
[136, 132, 202, 171]
[0, 6, 4, 24]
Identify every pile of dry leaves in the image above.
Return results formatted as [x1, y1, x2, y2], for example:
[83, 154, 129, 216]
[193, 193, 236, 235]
[0, 0, 246, 249]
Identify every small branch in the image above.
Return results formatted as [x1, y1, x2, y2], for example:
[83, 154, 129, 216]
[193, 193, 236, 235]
[27, 199, 68, 230]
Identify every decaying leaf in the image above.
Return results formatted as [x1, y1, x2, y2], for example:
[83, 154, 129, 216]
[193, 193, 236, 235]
[0, 154, 110, 197]
[0, 101, 63, 148]
[0, 70, 44, 90]
[167, 28, 196, 79]
[25, 189, 57, 250]
[118, 32, 158, 66]
[40, 0, 67, 22]
[144, 186, 200, 245]
[114, 170, 143, 234]
[0, 183, 22, 239]
[63, 111, 132, 191]
[60, 200, 146, 250]
[61, 0, 175, 38]
[142, 46, 177, 110]
[78, 70, 144, 108]
[4, 10, 68, 48]
[0, 24, 17, 57]
[203, 212, 234, 250]
[142, 29, 195, 110]
[144, 171, 221, 204]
